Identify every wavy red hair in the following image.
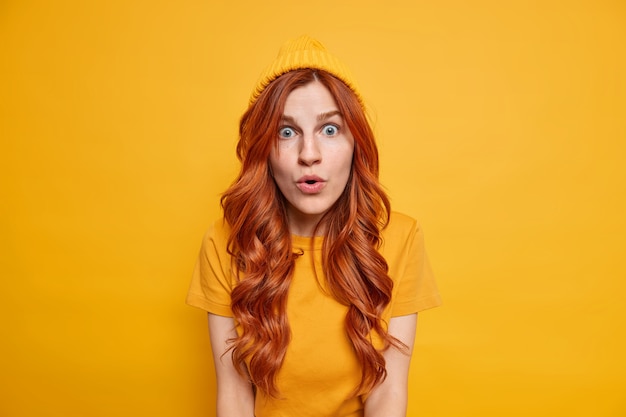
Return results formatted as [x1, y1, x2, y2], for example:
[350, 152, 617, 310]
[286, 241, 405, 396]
[220, 69, 404, 398]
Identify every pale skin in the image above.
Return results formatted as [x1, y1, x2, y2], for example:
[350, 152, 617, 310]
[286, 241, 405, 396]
[208, 314, 255, 417]
[208, 313, 417, 417]
[269, 81, 355, 237]
[208, 81, 418, 416]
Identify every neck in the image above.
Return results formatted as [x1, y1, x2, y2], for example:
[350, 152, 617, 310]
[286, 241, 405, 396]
[286, 211, 326, 237]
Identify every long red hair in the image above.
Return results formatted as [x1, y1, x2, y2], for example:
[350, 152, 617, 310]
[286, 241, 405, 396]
[220, 69, 403, 398]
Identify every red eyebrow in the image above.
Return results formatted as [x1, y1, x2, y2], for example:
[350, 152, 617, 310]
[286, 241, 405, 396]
[280, 115, 297, 124]
[317, 110, 342, 122]
[280, 110, 343, 125]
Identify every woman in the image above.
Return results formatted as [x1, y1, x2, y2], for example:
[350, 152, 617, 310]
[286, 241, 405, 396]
[187, 35, 441, 417]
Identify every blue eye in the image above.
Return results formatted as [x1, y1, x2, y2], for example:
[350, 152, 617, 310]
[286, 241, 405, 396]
[279, 127, 296, 138]
[323, 124, 339, 136]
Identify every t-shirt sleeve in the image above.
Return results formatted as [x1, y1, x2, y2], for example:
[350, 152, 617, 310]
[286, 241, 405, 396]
[185, 222, 234, 317]
[390, 216, 442, 317]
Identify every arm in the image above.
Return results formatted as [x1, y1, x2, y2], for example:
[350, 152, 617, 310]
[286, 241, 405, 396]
[208, 313, 255, 417]
[364, 313, 418, 417]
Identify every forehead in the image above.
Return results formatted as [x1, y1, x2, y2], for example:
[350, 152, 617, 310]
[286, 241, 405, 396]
[283, 81, 339, 116]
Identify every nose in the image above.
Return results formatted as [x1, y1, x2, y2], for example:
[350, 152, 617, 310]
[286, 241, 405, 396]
[298, 136, 321, 166]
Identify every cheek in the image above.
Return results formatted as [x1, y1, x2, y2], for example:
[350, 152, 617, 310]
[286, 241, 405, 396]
[268, 157, 276, 176]
[344, 137, 355, 170]
[268, 151, 281, 176]
[340, 147, 355, 175]
[268, 153, 290, 188]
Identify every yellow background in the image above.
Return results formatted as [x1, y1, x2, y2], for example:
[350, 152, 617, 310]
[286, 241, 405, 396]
[2, 0, 625, 416]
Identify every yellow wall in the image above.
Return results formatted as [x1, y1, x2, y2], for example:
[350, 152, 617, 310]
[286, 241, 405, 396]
[2, 1, 624, 416]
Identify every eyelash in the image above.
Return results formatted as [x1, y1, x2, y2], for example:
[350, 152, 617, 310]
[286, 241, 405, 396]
[278, 126, 297, 138]
[278, 123, 341, 139]
[322, 124, 339, 136]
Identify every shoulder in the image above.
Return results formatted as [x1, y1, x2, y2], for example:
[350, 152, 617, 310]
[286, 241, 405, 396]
[383, 211, 420, 240]
[380, 211, 427, 256]
[387, 211, 418, 228]
[198, 218, 232, 255]
[203, 218, 231, 242]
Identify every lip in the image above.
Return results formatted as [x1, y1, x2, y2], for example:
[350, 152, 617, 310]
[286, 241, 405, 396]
[296, 175, 326, 194]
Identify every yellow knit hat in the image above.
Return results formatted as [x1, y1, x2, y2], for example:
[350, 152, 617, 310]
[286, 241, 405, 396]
[249, 35, 363, 107]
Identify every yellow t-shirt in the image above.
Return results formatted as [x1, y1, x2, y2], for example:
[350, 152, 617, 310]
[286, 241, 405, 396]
[186, 211, 441, 417]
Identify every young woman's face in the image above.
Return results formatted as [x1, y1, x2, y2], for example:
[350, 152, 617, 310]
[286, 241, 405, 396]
[269, 81, 355, 236]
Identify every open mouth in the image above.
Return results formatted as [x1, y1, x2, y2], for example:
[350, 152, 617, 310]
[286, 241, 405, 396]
[297, 178, 325, 194]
